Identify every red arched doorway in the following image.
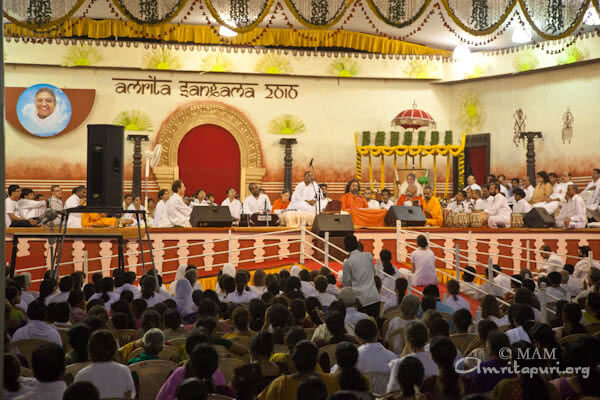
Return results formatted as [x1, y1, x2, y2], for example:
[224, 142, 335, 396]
[178, 124, 240, 202]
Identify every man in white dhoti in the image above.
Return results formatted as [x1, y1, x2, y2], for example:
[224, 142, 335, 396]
[512, 188, 533, 214]
[484, 183, 511, 228]
[533, 172, 569, 215]
[242, 183, 272, 214]
[446, 190, 471, 213]
[582, 169, 600, 221]
[166, 180, 192, 227]
[291, 171, 320, 213]
[555, 184, 587, 229]
[398, 173, 423, 196]
[152, 189, 170, 227]
[473, 187, 493, 211]
[463, 174, 481, 192]
[221, 187, 243, 221]
[65, 186, 86, 228]
[364, 188, 380, 209]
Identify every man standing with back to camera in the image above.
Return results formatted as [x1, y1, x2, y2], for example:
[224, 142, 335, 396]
[342, 234, 380, 320]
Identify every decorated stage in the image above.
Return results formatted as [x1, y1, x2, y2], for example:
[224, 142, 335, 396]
[6, 225, 600, 290]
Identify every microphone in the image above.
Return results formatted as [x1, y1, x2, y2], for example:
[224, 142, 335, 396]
[309, 158, 314, 167]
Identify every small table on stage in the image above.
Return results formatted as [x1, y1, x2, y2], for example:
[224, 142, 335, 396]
[8, 232, 125, 277]
[348, 208, 388, 227]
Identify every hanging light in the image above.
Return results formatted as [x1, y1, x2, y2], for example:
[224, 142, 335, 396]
[512, 25, 532, 43]
[219, 25, 238, 37]
[583, 7, 600, 26]
[452, 44, 471, 61]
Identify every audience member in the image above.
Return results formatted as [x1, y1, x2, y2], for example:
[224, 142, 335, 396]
[17, 343, 66, 400]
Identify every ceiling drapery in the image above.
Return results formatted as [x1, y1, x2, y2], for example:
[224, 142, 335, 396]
[4, 0, 599, 44]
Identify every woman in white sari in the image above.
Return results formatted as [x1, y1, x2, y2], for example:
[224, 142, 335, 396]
[174, 278, 196, 318]
[169, 265, 188, 296]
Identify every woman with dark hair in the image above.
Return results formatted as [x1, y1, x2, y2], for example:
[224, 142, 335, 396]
[444, 280, 470, 312]
[139, 275, 166, 307]
[74, 330, 136, 399]
[491, 341, 560, 400]
[479, 295, 509, 327]
[325, 311, 358, 347]
[390, 356, 432, 400]
[38, 278, 56, 305]
[110, 300, 136, 329]
[551, 342, 600, 398]
[251, 269, 267, 296]
[305, 296, 324, 326]
[65, 323, 92, 365]
[262, 303, 289, 345]
[248, 331, 280, 391]
[3, 353, 37, 399]
[224, 307, 254, 339]
[529, 323, 562, 378]
[382, 277, 408, 314]
[188, 344, 233, 397]
[259, 341, 339, 400]
[422, 337, 476, 399]
[248, 298, 268, 332]
[558, 303, 586, 338]
[506, 303, 534, 344]
[410, 235, 438, 287]
[378, 249, 404, 303]
[225, 272, 257, 304]
[530, 171, 554, 204]
[331, 342, 371, 399]
[290, 299, 314, 328]
[88, 277, 119, 308]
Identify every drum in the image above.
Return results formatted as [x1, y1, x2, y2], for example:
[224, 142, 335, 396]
[511, 213, 524, 228]
[443, 209, 453, 227]
[470, 212, 484, 228]
[453, 212, 471, 228]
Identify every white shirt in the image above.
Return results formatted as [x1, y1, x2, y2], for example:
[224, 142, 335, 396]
[550, 182, 569, 201]
[166, 193, 192, 227]
[221, 198, 243, 220]
[474, 197, 492, 211]
[379, 267, 404, 302]
[64, 194, 83, 228]
[152, 199, 169, 227]
[387, 352, 438, 393]
[4, 376, 38, 400]
[499, 185, 509, 198]
[11, 320, 62, 346]
[464, 183, 482, 192]
[524, 185, 535, 202]
[126, 204, 145, 226]
[300, 281, 318, 298]
[89, 291, 121, 309]
[291, 181, 321, 212]
[315, 291, 337, 307]
[342, 250, 380, 307]
[116, 283, 141, 297]
[75, 362, 136, 399]
[5, 197, 19, 227]
[380, 200, 395, 210]
[138, 292, 168, 307]
[444, 295, 471, 312]
[384, 317, 412, 354]
[506, 326, 531, 344]
[410, 248, 438, 287]
[344, 307, 370, 334]
[320, 197, 332, 212]
[47, 291, 69, 304]
[513, 198, 533, 214]
[326, 284, 340, 296]
[446, 200, 471, 213]
[366, 199, 380, 209]
[17, 199, 46, 219]
[224, 290, 258, 304]
[540, 254, 564, 273]
[484, 193, 511, 220]
[14, 380, 67, 400]
[573, 259, 600, 280]
[557, 194, 586, 224]
[242, 194, 271, 214]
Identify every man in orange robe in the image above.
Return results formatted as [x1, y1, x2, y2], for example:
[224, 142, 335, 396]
[422, 185, 443, 227]
[396, 184, 424, 207]
[271, 189, 291, 214]
[81, 213, 118, 228]
[341, 179, 368, 211]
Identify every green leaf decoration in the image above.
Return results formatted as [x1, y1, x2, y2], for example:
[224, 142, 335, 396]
[375, 131, 386, 146]
[142, 48, 182, 70]
[61, 44, 103, 67]
[444, 130, 453, 145]
[113, 110, 153, 131]
[403, 131, 413, 146]
[267, 114, 306, 135]
[390, 131, 400, 147]
[430, 131, 440, 145]
[417, 130, 426, 145]
[362, 131, 371, 146]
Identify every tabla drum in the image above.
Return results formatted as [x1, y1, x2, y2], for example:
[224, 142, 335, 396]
[443, 210, 453, 227]
[470, 213, 484, 228]
[453, 212, 471, 228]
[250, 212, 280, 226]
[511, 213, 524, 228]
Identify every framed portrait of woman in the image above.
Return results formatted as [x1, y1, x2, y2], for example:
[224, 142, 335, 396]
[16, 84, 72, 137]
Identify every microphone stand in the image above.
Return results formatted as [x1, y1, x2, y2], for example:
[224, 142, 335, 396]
[264, 198, 269, 227]
[310, 162, 322, 215]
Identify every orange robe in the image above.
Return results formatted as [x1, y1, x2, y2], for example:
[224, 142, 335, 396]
[82, 213, 118, 227]
[422, 196, 443, 227]
[341, 193, 368, 211]
[396, 195, 424, 207]
[271, 199, 290, 214]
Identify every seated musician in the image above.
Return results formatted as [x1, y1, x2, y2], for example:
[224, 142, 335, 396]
[482, 182, 511, 228]
[340, 179, 367, 211]
[396, 184, 423, 207]
[272, 189, 291, 215]
[319, 184, 332, 212]
[512, 188, 532, 214]
[398, 173, 423, 196]
[422, 185, 443, 227]
[242, 183, 271, 214]
[555, 184, 587, 229]
[446, 191, 471, 213]
[363, 188, 380, 209]
[380, 189, 394, 210]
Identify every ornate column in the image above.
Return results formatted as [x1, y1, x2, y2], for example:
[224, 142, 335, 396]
[127, 134, 149, 198]
[519, 131, 543, 185]
[280, 138, 298, 193]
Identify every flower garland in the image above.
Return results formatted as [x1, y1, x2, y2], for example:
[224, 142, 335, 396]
[3, 0, 86, 32]
[112, 0, 190, 25]
[440, 0, 516, 36]
[204, 0, 275, 33]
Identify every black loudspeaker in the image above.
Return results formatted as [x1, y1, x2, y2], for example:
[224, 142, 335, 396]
[524, 207, 555, 228]
[190, 206, 233, 227]
[385, 206, 427, 227]
[87, 125, 124, 209]
[311, 214, 354, 237]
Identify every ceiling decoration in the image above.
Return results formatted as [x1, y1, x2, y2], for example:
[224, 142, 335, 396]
[3, 0, 600, 52]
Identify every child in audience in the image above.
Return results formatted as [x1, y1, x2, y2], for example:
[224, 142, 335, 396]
[444, 279, 471, 312]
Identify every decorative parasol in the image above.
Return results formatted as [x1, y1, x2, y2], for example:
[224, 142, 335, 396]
[391, 101, 436, 130]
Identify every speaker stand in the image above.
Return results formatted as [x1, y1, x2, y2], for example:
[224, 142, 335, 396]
[127, 134, 149, 199]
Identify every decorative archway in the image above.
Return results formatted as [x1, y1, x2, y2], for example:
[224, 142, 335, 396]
[153, 101, 265, 200]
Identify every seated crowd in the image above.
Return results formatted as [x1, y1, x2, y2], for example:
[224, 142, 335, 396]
[5, 232, 600, 400]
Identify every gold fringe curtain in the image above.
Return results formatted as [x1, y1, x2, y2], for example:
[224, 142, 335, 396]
[4, 18, 450, 56]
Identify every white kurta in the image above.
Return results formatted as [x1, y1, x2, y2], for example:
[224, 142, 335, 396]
[221, 197, 243, 219]
[65, 194, 83, 228]
[513, 198, 533, 214]
[126, 204, 145, 226]
[380, 200, 394, 210]
[524, 185, 535, 201]
[446, 200, 471, 213]
[242, 194, 271, 214]
[320, 197, 332, 212]
[152, 199, 169, 227]
[166, 193, 192, 227]
[556, 194, 587, 229]
[291, 181, 321, 212]
[367, 199, 380, 209]
[534, 182, 570, 215]
[464, 183, 482, 191]
[18, 199, 46, 219]
[474, 197, 493, 211]
[399, 180, 423, 196]
[484, 193, 511, 228]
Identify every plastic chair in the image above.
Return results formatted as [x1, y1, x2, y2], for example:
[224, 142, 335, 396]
[218, 357, 245, 384]
[382, 306, 403, 320]
[64, 361, 91, 385]
[116, 329, 137, 347]
[388, 327, 405, 355]
[364, 371, 390, 396]
[9, 339, 54, 369]
[449, 333, 477, 355]
[559, 333, 589, 345]
[317, 344, 338, 372]
[128, 360, 177, 400]
[127, 345, 180, 363]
